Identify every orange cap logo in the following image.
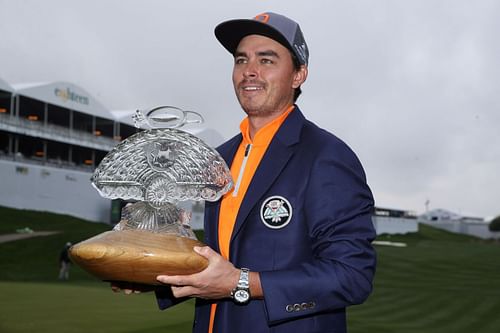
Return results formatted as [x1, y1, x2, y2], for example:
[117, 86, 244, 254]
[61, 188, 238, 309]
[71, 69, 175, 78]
[254, 13, 270, 23]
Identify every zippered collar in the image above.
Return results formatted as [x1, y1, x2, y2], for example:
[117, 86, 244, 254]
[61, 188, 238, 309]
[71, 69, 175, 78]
[239, 105, 295, 146]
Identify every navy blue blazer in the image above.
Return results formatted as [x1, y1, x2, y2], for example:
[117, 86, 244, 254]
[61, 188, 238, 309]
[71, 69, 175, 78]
[157, 107, 376, 333]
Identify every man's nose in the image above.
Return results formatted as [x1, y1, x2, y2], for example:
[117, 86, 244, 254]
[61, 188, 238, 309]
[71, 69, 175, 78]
[243, 62, 258, 78]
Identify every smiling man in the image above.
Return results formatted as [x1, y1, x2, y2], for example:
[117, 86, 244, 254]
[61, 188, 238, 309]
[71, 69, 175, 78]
[232, 34, 307, 133]
[154, 12, 377, 333]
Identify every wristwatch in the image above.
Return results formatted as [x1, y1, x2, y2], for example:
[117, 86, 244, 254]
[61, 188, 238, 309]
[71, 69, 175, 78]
[231, 268, 251, 304]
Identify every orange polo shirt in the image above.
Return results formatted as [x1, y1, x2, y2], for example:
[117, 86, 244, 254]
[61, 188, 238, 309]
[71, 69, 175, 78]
[208, 105, 294, 333]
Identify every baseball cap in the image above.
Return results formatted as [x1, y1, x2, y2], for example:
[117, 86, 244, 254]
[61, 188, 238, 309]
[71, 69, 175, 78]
[215, 12, 309, 66]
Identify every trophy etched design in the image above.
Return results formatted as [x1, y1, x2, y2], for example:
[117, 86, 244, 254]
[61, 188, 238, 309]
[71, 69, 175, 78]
[69, 106, 233, 285]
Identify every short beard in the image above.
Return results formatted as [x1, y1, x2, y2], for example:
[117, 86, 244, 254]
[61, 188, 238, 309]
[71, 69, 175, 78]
[237, 95, 292, 119]
[241, 106, 281, 118]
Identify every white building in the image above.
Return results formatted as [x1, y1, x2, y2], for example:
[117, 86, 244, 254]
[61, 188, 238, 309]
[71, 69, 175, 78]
[0, 77, 224, 224]
[372, 207, 419, 235]
[419, 208, 500, 239]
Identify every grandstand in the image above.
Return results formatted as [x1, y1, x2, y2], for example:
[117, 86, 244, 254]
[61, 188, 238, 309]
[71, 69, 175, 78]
[0, 77, 223, 224]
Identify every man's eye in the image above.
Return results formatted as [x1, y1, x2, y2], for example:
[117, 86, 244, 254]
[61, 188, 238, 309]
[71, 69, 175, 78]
[235, 58, 247, 64]
[261, 58, 273, 64]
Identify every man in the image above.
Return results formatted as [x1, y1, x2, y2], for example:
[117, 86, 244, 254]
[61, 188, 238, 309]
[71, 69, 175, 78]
[154, 12, 377, 333]
[58, 242, 72, 280]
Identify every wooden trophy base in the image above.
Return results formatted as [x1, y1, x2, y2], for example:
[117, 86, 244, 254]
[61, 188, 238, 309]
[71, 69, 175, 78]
[69, 230, 208, 285]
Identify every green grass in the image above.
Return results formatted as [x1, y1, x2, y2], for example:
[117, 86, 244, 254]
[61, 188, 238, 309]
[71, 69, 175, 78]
[0, 281, 195, 333]
[0, 206, 112, 282]
[0, 205, 195, 333]
[1, 206, 500, 332]
[348, 225, 500, 332]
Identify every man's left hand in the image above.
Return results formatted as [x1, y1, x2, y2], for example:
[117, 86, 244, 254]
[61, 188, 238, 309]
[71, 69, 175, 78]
[156, 246, 239, 299]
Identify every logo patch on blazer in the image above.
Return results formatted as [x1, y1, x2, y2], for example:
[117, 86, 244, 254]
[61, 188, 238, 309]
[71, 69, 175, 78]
[260, 196, 292, 229]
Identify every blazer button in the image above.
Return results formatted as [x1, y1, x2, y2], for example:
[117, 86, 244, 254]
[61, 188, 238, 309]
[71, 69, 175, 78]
[293, 304, 301, 312]
[308, 301, 316, 309]
[301, 302, 308, 310]
[285, 305, 294, 313]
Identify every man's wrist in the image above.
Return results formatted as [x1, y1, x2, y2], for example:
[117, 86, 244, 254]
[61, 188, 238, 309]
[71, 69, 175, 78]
[229, 267, 240, 297]
[231, 268, 251, 304]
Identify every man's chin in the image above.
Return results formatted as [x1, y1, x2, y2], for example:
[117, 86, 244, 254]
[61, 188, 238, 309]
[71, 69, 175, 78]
[240, 102, 261, 115]
[242, 108, 279, 118]
[242, 107, 265, 116]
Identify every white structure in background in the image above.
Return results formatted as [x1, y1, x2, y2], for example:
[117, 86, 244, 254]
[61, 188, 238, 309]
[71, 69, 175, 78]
[0, 77, 225, 225]
[372, 207, 419, 235]
[419, 208, 500, 239]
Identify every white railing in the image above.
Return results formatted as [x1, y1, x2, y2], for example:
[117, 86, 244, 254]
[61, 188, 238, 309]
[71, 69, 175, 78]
[0, 152, 95, 172]
[0, 113, 118, 151]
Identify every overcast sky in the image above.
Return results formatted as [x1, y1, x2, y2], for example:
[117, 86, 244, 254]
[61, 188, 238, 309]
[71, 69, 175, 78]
[1, 0, 499, 219]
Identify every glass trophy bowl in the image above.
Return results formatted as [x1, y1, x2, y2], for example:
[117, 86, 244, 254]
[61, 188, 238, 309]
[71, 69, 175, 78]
[69, 107, 233, 285]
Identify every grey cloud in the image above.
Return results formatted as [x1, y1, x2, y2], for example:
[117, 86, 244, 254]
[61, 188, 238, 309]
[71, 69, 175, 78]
[0, 0, 498, 218]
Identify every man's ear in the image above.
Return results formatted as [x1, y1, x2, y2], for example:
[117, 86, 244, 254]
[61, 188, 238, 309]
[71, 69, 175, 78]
[292, 65, 308, 89]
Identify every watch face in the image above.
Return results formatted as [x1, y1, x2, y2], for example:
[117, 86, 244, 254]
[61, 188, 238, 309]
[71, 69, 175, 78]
[234, 289, 250, 303]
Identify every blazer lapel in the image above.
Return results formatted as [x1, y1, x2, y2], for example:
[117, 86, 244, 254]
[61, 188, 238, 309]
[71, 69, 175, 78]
[229, 108, 305, 248]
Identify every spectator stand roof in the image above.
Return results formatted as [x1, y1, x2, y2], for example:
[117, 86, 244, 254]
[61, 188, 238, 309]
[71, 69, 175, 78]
[11, 81, 115, 120]
[0, 77, 14, 93]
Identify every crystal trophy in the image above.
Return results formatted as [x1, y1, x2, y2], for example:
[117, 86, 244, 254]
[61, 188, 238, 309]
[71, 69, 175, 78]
[69, 106, 233, 285]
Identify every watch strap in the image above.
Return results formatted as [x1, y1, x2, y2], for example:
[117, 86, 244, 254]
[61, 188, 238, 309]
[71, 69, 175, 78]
[237, 268, 250, 289]
[231, 268, 251, 303]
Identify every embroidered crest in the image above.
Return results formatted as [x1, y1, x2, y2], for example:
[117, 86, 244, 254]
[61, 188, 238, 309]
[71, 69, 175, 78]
[260, 196, 293, 229]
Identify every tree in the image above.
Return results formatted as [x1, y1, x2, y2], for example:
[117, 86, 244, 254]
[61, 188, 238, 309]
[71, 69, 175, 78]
[488, 215, 500, 232]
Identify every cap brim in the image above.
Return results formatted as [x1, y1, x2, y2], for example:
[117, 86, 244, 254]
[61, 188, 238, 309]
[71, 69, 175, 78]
[215, 19, 293, 56]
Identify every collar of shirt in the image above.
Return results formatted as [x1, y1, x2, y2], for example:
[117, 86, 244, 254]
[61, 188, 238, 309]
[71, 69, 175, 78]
[239, 105, 295, 147]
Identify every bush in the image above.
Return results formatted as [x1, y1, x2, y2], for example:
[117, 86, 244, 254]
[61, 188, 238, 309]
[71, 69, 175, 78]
[489, 215, 500, 231]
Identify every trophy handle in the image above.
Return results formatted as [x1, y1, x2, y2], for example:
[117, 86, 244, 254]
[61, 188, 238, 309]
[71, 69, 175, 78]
[183, 110, 204, 126]
[134, 106, 204, 129]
